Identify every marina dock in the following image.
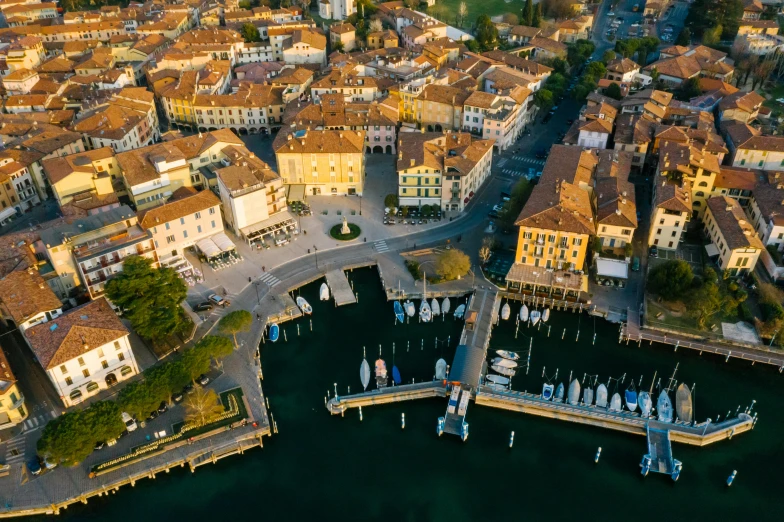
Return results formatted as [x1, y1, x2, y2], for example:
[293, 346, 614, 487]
[325, 269, 357, 306]
[327, 381, 446, 414]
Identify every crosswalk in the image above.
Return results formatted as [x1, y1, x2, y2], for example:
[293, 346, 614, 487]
[375, 240, 389, 253]
[258, 272, 280, 287]
[511, 156, 546, 166]
[22, 410, 57, 432]
[5, 437, 26, 464]
[496, 158, 509, 168]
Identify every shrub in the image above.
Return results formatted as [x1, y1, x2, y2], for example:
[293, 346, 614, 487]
[384, 194, 398, 208]
[647, 260, 694, 300]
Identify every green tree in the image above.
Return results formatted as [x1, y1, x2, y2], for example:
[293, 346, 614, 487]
[196, 335, 234, 367]
[702, 25, 722, 47]
[502, 13, 519, 25]
[523, 0, 534, 26]
[689, 280, 737, 329]
[435, 249, 471, 281]
[332, 40, 344, 52]
[647, 260, 694, 301]
[585, 61, 606, 78]
[534, 88, 554, 111]
[240, 23, 260, 43]
[105, 256, 187, 340]
[384, 194, 399, 208]
[675, 77, 701, 101]
[532, 2, 542, 28]
[604, 82, 622, 100]
[685, 0, 743, 39]
[602, 50, 617, 64]
[567, 39, 595, 67]
[239, 0, 252, 8]
[184, 389, 225, 427]
[218, 310, 253, 348]
[38, 401, 124, 466]
[475, 14, 499, 51]
[499, 178, 533, 232]
[675, 27, 691, 46]
[180, 344, 213, 381]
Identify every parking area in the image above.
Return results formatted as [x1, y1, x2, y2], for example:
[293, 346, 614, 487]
[649, 243, 705, 272]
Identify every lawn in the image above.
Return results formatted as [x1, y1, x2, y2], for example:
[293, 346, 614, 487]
[439, 0, 521, 28]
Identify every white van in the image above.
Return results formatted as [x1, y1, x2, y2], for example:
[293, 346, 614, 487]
[121, 412, 138, 432]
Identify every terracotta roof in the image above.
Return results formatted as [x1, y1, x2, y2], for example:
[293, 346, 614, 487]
[417, 84, 471, 106]
[654, 179, 691, 213]
[287, 29, 326, 51]
[715, 166, 760, 192]
[509, 25, 542, 38]
[42, 147, 115, 185]
[614, 113, 655, 145]
[330, 23, 355, 35]
[216, 146, 280, 192]
[273, 128, 365, 154]
[719, 90, 765, 113]
[24, 298, 129, 370]
[606, 57, 639, 74]
[529, 36, 567, 55]
[706, 196, 764, 251]
[396, 131, 493, 176]
[595, 150, 636, 228]
[138, 189, 220, 230]
[0, 269, 61, 325]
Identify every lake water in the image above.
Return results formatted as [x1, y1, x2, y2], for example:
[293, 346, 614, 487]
[48, 268, 782, 521]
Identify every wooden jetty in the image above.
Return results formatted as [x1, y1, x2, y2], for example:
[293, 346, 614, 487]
[623, 308, 784, 370]
[325, 269, 357, 306]
[327, 381, 446, 414]
[642, 426, 681, 478]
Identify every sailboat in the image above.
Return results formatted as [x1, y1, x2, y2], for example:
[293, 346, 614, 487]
[454, 304, 466, 319]
[596, 384, 608, 408]
[392, 345, 401, 385]
[360, 348, 370, 391]
[404, 300, 415, 317]
[296, 296, 312, 315]
[491, 357, 518, 369]
[394, 301, 405, 323]
[609, 393, 622, 412]
[568, 379, 581, 406]
[435, 358, 447, 380]
[320, 283, 329, 301]
[486, 374, 510, 386]
[419, 276, 432, 322]
[657, 390, 674, 422]
[583, 386, 594, 406]
[625, 382, 638, 412]
[520, 304, 529, 322]
[501, 303, 510, 320]
[638, 392, 652, 417]
[269, 323, 279, 342]
[542, 308, 550, 322]
[542, 382, 554, 400]
[375, 357, 388, 389]
[491, 365, 516, 377]
[530, 310, 541, 325]
[431, 298, 440, 316]
[675, 384, 693, 423]
[442, 297, 451, 314]
[496, 350, 520, 361]
[554, 383, 565, 403]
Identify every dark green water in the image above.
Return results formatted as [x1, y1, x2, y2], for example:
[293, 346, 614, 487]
[52, 268, 782, 521]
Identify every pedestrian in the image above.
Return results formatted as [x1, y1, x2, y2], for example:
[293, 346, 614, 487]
[262, 265, 266, 271]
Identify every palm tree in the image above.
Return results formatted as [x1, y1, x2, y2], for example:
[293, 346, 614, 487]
[185, 389, 225, 427]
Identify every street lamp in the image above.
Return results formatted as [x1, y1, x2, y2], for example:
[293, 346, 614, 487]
[314, 245, 319, 269]
[253, 281, 260, 305]
[359, 193, 362, 215]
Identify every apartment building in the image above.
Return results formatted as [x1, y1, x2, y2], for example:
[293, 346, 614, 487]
[730, 134, 784, 172]
[39, 21, 127, 44]
[329, 23, 356, 52]
[155, 62, 233, 129]
[703, 196, 763, 275]
[40, 205, 158, 299]
[0, 151, 42, 213]
[605, 57, 640, 83]
[138, 188, 223, 272]
[594, 151, 637, 251]
[193, 83, 286, 134]
[719, 91, 766, 124]
[416, 84, 471, 132]
[0, 347, 27, 430]
[318, 0, 355, 20]
[613, 113, 655, 169]
[648, 180, 691, 250]
[274, 128, 365, 196]
[746, 172, 784, 251]
[0, 269, 62, 332]
[310, 65, 381, 103]
[657, 140, 722, 219]
[280, 28, 327, 66]
[3, 35, 46, 73]
[397, 131, 493, 212]
[42, 147, 120, 207]
[24, 298, 138, 407]
[367, 30, 398, 50]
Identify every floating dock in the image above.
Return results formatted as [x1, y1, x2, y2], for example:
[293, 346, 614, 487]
[327, 381, 446, 414]
[325, 269, 357, 306]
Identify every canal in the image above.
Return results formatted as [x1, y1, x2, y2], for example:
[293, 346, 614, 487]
[47, 268, 782, 521]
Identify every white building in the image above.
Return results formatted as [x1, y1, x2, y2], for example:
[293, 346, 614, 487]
[319, 0, 355, 20]
[24, 298, 139, 407]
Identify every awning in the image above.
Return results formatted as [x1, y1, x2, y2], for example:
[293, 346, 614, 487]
[0, 206, 16, 221]
[239, 210, 297, 238]
[212, 232, 236, 253]
[705, 243, 720, 257]
[287, 184, 306, 203]
[596, 258, 629, 279]
[196, 237, 221, 259]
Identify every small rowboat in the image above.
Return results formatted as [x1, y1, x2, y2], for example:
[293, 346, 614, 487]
[486, 374, 510, 386]
[296, 296, 312, 315]
[520, 305, 529, 322]
[530, 310, 541, 325]
[501, 303, 510, 320]
[496, 350, 520, 361]
[542, 308, 550, 322]
[269, 323, 279, 342]
[491, 364, 516, 377]
[320, 283, 329, 301]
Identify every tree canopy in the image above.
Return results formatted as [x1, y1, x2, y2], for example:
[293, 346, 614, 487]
[685, 0, 743, 40]
[523, 0, 534, 26]
[567, 39, 595, 67]
[604, 82, 622, 100]
[474, 14, 499, 51]
[675, 77, 702, 102]
[105, 256, 187, 340]
[38, 401, 125, 466]
[435, 249, 471, 281]
[675, 27, 691, 46]
[218, 310, 253, 348]
[240, 23, 260, 43]
[646, 260, 694, 301]
[185, 389, 225, 427]
[532, 2, 542, 28]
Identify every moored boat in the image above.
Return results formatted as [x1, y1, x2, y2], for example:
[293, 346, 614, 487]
[431, 298, 440, 316]
[296, 296, 312, 314]
[609, 393, 622, 412]
[520, 305, 529, 322]
[375, 359, 388, 389]
[442, 297, 451, 314]
[404, 300, 415, 317]
[657, 390, 674, 422]
[320, 283, 329, 301]
[392, 365, 402, 385]
[491, 365, 516, 377]
[495, 350, 520, 361]
[568, 379, 581, 406]
[394, 301, 405, 323]
[554, 383, 565, 402]
[542, 383, 554, 400]
[491, 357, 518, 369]
[419, 300, 432, 322]
[530, 310, 541, 325]
[486, 374, 510, 386]
[542, 308, 550, 322]
[360, 359, 370, 391]
[269, 323, 279, 342]
[625, 382, 638, 412]
[435, 358, 447, 380]
[596, 384, 608, 408]
[638, 391, 652, 417]
[583, 387, 594, 406]
[675, 383, 693, 423]
[501, 303, 510, 320]
[454, 304, 466, 319]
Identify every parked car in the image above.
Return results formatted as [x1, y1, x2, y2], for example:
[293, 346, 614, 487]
[193, 301, 213, 312]
[158, 401, 168, 414]
[183, 383, 195, 395]
[608, 10, 614, 16]
[488, 210, 500, 219]
[173, 392, 184, 403]
[535, 148, 548, 159]
[649, 245, 659, 258]
[146, 410, 159, 422]
[28, 458, 42, 476]
[632, 257, 641, 272]
[492, 204, 504, 213]
[197, 374, 210, 386]
[121, 412, 138, 432]
[94, 441, 106, 450]
[208, 294, 229, 307]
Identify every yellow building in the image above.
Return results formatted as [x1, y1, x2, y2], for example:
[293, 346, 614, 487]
[42, 147, 119, 206]
[648, 180, 691, 250]
[273, 128, 365, 196]
[595, 151, 637, 252]
[658, 140, 721, 219]
[415, 84, 471, 132]
[505, 145, 597, 299]
[0, 347, 27, 430]
[703, 196, 763, 276]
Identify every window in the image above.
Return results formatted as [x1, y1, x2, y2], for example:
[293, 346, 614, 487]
[668, 241, 673, 247]
[183, 230, 188, 239]
[659, 219, 664, 225]
[98, 348, 104, 357]
[197, 225, 202, 233]
[209, 207, 216, 215]
[195, 212, 201, 219]
[65, 377, 73, 386]
[114, 341, 121, 350]
[60, 365, 68, 375]
[675, 221, 680, 227]
[118, 352, 125, 361]
[601, 226, 607, 233]
[101, 360, 109, 369]
[212, 220, 216, 228]
[166, 235, 175, 243]
[78, 357, 85, 367]
[82, 369, 90, 378]
[657, 228, 662, 235]
[671, 231, 676, 237]
[165, 222, 170, 230]
[180, 218, 185, 225]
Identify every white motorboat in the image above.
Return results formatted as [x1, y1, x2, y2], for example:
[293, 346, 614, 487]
[442, 297, 451, 314]
[609, 393, 623, 412]
[486, 374, 510, 386]
[454, 304, 466, 319]
[520, 304, 529, 322]
[568, 379, 581, 406]
[553, 383, 565, 403]
[501, 303, 510, 320]
[596, 384, 608, 408]
[360, 359, 370, 391]
[542, 308, 550, 322]
[404, 300, 415, 317]
[491, 357, 517, 369]
[320, 283, 329, 301]
[638, 391, 652, 417]
[542, 383, 555, 400]
[657, 390, 673, 422]
[419, 300, 432, 322]
[530, 310, 541, 325]
[435, 358, 447, 380]
[491, 364, 516, 377]
[296, 296, 312, 315]
[495, 350, 520, 361]
[583, 387, 594, 406]
[431, 298, 441, 316]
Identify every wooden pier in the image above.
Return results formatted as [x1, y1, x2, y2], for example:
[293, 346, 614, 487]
[327, 381, 446, 414]
[325, 269, 357, 306]
[622, 308, 784, 370]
